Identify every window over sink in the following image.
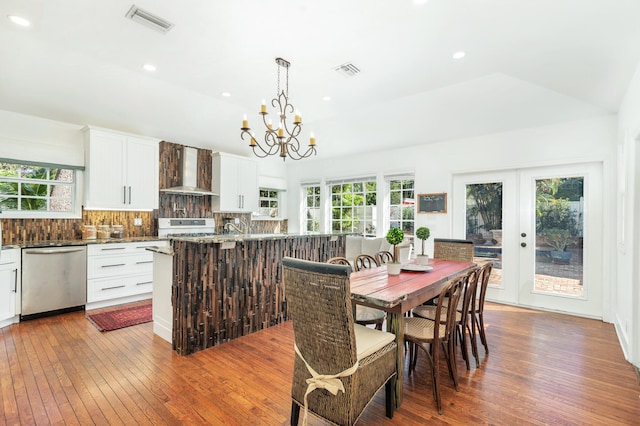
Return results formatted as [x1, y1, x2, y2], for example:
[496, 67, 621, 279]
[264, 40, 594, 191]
[0, 160, 80, 218]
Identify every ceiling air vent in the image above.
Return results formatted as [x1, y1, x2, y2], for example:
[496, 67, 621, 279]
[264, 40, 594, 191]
[334, 62, 361, 77]
[125, 5, 174, 34]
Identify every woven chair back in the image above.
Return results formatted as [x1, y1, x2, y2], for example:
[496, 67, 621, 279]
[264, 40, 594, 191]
[283, 257, 357, 374]
[433, 238, 474, 262]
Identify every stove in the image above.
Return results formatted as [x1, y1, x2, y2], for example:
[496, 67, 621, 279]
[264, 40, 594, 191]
[158, 218, 216, 237]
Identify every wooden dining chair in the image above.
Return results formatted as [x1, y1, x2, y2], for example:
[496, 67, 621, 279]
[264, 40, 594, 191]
[283, 257, 397, 425]
[354, 254, 379, 271]
[376, 250, 394, 265]
[327, 256, 386, 330]
[404, 275, 466, 415]
[471, 261, 493, 357]
[412, 267, 481, 370]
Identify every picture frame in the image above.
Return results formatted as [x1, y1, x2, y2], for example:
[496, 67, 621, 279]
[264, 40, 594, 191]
[417, 193, 447, 214]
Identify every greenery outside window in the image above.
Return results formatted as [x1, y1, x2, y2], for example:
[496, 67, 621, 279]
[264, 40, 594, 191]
[259, 189, 280, 217]
[0, 161, 77, 216]
[388, 177, 415, 234]
[303, 185, 321, 233]
[329, 178, 377, 234]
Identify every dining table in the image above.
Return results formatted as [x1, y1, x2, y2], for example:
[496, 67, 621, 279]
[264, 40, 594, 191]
[350, 258, 476, 407]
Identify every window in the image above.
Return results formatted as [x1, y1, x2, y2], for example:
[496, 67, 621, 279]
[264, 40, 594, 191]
[303, 185, 321, 232]
[259, 189, 280, 217]
[0, 161, 77, 215]
[388, 177, 415, 233]
[330, 179, 377, 234]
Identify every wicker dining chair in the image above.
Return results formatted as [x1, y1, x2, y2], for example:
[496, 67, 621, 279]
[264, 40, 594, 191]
[404, 274, 465, 415]
[283, 257, 397, 426]
[375, 250, 394, 265]
[433, 238, 475, 262]
[412, 267, 481, 370]
[354, 254, 379, 271]
[328, 256, 386, 331]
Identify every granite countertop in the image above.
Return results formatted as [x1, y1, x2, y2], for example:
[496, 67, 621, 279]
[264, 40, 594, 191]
[18, 236, 168, 249]
[169, 233, 338, 244]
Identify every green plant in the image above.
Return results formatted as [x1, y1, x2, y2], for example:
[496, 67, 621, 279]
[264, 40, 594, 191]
[385, 228, 404, 263]
[415, 226, 430, 255]
[539, 228, 572, 252]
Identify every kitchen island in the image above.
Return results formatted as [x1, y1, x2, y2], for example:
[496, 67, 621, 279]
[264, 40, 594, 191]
[157, 233, 345, 355]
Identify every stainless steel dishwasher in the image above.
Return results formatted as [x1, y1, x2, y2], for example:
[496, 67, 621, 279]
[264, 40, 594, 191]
[21, 245, 87, 318]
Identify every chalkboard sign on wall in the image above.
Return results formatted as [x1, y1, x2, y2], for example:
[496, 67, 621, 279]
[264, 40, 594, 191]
[418, 193, 447, 213]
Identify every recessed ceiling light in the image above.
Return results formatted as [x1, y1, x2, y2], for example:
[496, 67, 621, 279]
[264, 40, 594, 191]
[142, 63, 157, 72]
[452, 51, 466, 59]
[7, 15, 31, 27]
[322, 96, 332, 101]
[221, 92, 231, 97]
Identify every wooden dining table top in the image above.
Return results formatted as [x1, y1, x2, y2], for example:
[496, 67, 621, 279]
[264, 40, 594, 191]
[350, 259, 476, 314]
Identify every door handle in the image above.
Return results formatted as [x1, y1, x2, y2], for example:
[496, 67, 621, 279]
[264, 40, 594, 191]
[521, 242, 527, 247]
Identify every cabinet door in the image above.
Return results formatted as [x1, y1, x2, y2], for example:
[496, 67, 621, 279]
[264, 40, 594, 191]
[85, 130, 126, 209]
[125, 137, 159, 210]
[0, 266, 17, 323]
[237, 157, 258, 212]
[213, 154, 240, 210]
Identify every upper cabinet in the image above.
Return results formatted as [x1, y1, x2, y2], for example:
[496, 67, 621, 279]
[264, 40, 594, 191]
[83, 126, 160, 210]
[212, 152, 258, 212]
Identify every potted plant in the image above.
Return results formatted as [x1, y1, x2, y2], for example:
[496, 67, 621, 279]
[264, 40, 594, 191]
[539, 228, 573, 264]
[385, 228, 405, 275]
[415, 226, 431, 265]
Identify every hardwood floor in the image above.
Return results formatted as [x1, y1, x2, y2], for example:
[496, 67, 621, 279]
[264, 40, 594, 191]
[1, 302, 639, 425]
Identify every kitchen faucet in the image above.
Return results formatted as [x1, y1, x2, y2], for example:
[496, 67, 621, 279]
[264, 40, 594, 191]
[224, 219, 249, 234]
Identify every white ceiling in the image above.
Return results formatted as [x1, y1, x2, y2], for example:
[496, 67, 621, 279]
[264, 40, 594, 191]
[1, 0, 640, 160]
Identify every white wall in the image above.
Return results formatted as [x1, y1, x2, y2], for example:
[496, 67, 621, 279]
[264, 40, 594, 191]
[0, 109, 84, 166]
[616, 61, 640, 369]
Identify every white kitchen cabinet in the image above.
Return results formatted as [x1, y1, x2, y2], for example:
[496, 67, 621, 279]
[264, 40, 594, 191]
[212, 152, 258, 212]
[86, 240, 168, 310]
[0, 248, 20, 328]
[83, 126, 160, 210]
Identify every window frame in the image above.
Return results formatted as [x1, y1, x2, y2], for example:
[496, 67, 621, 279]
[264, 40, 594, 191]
[387, 175, 416, 235]
[302, 184, 321, 234]
[0, 159, 82, 219]
[257, 188, 282, 219]
[328, 177, 377, 235]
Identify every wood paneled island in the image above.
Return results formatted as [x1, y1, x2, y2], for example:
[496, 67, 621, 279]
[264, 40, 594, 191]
[162, 234, 345, 355]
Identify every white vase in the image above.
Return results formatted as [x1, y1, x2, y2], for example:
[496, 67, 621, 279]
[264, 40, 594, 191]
[387, 263, 402, 276]
[416, 254, 429, 265]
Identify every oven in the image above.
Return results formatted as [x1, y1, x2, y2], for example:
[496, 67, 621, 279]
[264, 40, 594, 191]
[157, 218, 217, 237]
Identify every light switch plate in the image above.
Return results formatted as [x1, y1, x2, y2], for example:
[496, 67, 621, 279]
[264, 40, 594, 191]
[134, 218, 143, 226]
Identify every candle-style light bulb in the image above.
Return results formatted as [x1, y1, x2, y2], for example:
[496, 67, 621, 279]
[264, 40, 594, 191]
[261, 99, 266, 113]
[242, 114, 248, 129]
[309, 132, 316, 146]
[250, 131, 257, 146]
[277, 121, 284, 137]
[294, 109, 301, 124]
[267, 119, 273, 130]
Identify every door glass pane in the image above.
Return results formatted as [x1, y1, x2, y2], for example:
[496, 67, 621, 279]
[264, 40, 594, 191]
[535, 177, 584, 296]
[466, 182, 503, 287]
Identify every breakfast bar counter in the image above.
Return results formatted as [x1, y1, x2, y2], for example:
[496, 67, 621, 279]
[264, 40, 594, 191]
[167, 233, 345, 355]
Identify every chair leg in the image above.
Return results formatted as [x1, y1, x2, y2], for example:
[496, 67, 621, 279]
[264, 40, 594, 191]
[458, 322, 470, 370]
[290, 401, 300, 425]
[478, 312, 489, 354]
[468, 321, 480, 368]
[385, 376, 395, 419]
[430, 343, 443, 414]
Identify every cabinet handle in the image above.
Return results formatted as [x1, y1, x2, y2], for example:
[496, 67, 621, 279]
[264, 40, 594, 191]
[241, 195, 244, 209]
[13, 269, 17, 293]
[101, 247, 126, 251]
[129, 186, 132, 205]
[123, 186, 127, 204]
[101, 263, 126, 268]
[136, 281, 153, 286]
[101, 285, 126, 291]
[238, 194, 241, 209]
[136, 260, 153, 264]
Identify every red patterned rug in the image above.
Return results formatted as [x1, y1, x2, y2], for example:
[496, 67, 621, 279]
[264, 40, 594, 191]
[87, 303, 152, 332]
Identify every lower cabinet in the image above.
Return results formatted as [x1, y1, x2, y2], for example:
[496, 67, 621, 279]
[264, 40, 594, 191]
[86, 240, 168, 310]
[0, 248, 20, 328]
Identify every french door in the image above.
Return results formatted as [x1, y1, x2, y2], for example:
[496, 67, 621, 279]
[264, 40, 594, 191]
[452, 163, 603, 318]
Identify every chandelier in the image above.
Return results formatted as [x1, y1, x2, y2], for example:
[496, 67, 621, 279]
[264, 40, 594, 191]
[240, 57, 317, 161]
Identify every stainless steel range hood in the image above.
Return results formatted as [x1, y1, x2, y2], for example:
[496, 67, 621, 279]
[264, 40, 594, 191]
[160, 146, 218, 196]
